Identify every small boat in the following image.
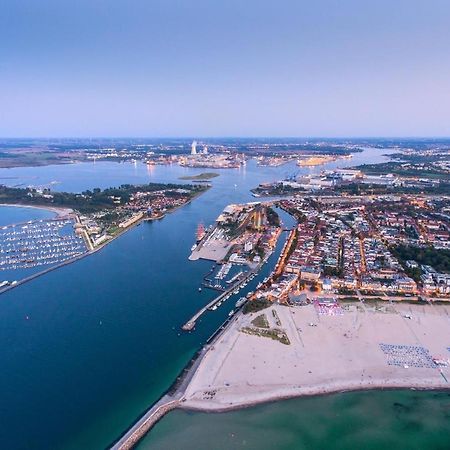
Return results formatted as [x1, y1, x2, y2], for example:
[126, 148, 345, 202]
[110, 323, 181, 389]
[228, 309, 235, 317]
[198, 287, 202, 292]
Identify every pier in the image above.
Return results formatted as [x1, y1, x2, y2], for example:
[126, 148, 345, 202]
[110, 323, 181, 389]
[201, 282, 225, 292]
[182, 270, 254, 331]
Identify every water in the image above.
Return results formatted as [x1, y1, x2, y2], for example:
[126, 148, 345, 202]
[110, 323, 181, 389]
[0, 148, 415, 450]
[0, 205, 55, 227]
[0, 147, 393, 194]
[139, 390, 450, 450]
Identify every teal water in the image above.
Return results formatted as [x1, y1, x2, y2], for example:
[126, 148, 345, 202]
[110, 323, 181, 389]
[0, 149, 409, 449]
[140, 390, 450, 450]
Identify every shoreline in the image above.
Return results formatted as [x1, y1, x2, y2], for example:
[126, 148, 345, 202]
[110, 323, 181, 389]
[180, 377, 450, 415]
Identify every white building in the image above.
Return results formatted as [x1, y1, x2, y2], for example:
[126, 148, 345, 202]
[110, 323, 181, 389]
[361, 174, 397, 185]
[244, 241, 253, 252]
[191, 140, 197, 155]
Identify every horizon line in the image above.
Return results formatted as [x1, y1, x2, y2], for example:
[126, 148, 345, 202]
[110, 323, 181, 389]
[1, 136, 450, 140]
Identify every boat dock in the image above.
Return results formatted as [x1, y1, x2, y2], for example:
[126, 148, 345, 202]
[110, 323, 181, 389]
[0, 217, 88, 272]
[182, 270, 254, 331]
[201, 282, 225, 292]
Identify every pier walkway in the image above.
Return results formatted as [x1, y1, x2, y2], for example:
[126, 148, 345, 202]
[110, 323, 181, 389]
[182, 270, 253, 331]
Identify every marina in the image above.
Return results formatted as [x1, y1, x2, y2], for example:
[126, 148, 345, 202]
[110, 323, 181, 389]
[0, 217, 87, 273]
[182, 270, 255, 331]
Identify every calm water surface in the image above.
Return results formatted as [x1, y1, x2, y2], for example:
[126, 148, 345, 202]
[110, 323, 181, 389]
[140, 390, 450, 450]
[0, 205, 55, 226]
[1, 149, 433, 450]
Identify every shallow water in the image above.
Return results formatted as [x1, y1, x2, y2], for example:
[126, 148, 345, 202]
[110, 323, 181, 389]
[140, 390, 450, 450]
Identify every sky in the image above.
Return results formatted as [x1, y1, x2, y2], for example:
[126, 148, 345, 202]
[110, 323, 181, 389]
[0, 0, 449, 138]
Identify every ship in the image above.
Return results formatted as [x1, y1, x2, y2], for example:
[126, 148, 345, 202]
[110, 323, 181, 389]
[196, 222, 205, 243]
[235, 297, 246, 308]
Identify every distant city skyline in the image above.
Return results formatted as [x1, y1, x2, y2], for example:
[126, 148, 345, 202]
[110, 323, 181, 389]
[1, 0, 450, 138]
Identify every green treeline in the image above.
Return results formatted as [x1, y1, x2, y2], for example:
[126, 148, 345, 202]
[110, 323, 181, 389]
[0, 183, 205, 214]
[392, 244, 450, 274]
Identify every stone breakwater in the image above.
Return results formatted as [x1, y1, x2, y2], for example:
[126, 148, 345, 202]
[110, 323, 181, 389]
[113, 398, 180, 450]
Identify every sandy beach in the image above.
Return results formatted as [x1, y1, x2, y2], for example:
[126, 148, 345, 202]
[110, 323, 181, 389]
[181, 301, 450, 411]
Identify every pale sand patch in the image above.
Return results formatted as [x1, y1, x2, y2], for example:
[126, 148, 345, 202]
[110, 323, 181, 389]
[182, 302, 450, 410]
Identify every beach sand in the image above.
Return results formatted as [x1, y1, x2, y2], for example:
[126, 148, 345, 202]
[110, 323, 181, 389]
[182, 302, 450, 411]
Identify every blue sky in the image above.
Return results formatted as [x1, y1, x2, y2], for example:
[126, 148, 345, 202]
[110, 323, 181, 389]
[1, 0, 449, 137]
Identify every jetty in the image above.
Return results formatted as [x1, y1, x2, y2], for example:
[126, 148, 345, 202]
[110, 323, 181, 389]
[182, 270, 253, 331]
[111, 397, 179, 450]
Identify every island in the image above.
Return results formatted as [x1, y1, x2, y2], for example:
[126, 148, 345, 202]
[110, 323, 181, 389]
[179, 172, 220, 181]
